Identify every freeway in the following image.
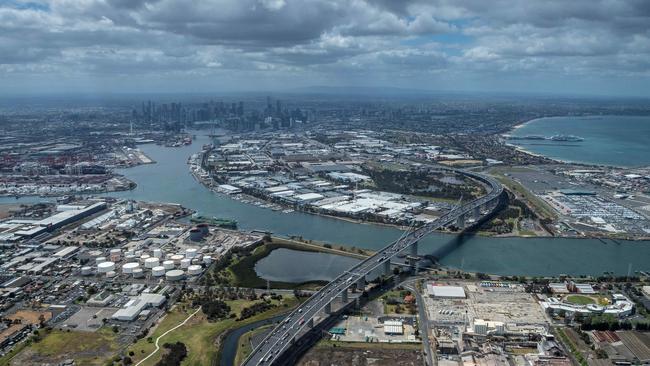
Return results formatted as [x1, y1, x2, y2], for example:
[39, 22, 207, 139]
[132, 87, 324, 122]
[243, 170, 504, 366]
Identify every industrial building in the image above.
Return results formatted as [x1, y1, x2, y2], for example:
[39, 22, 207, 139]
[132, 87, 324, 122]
[112, 293, 166, 321]
[426, 283, 466, 298]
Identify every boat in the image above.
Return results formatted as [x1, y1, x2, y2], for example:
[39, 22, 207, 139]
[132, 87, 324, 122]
[506, 135, 546, 140]
[189, 214, 238, 229]
[549, 134, 584, 142]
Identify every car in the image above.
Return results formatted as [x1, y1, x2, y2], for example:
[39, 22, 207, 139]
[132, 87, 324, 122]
[298, 308, 303, 313]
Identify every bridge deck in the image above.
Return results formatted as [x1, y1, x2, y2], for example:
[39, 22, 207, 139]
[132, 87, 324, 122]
[243, 170, 504, 366]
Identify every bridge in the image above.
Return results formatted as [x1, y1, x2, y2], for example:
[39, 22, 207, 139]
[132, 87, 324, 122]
[243, 169, 505, 366]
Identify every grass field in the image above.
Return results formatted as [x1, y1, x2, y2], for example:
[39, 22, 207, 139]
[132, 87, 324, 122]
[2, 327, 119, 366]
[127, 296, 299, 366]
[566, 295, 596, 305]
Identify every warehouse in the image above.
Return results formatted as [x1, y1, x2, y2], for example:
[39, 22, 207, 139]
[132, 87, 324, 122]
[383, 320, 404, 335]
[427, 283, 466, 298]
[112, 293, 166, 321]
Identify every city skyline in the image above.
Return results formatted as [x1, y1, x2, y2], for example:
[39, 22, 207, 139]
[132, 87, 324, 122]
[1, 0, 649, 96]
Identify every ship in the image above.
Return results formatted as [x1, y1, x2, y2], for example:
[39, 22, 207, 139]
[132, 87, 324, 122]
[549, 134, 584, 142]
[190, 214, 238, 229]
[505, 135, 547, 140]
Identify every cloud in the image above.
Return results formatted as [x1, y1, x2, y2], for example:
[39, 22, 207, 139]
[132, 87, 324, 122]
[0, 0, 649, 95]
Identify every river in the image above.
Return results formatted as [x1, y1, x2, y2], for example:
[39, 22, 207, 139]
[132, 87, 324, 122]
[2, 131, 649, 277]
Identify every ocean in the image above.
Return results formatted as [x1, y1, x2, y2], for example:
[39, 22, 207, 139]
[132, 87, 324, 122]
[509, 115, 650, 167]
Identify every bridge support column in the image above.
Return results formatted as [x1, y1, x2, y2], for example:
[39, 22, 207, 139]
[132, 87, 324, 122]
[473, 205, 480, 220]
[307, 318, 314, 328]
[383, 260, 391, 276]
[456, 214, 465, 229]
[324, 301, 332, 314]
[410, 241, 418, 256]
[341, 288, 348, 303]
[356, 277, 365, 292]
[414, 260, 420, 274]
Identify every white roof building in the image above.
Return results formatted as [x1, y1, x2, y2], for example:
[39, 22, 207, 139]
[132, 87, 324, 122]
[383, 320, 404, 335]
[112, 293, 166, 321]
[426, 284, 466, 298]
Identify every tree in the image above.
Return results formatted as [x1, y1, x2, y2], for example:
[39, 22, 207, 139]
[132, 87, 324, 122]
[156, 342, 187, 366]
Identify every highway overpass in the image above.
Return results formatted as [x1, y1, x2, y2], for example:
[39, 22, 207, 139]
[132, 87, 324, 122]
[243, 169, 505, 366]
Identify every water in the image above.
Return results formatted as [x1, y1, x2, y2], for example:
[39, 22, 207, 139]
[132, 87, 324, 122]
[2, 131, 649, 277]
[219, 313, 285, 366]
[509, 115, 650, 167]
[254, 248, 360, 283]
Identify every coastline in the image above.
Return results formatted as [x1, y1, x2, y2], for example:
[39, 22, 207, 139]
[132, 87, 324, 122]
[505, 115, 650, 169]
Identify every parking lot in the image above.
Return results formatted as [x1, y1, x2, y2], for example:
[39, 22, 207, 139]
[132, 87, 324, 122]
[331, 315, 418, 343]
[61, 306, 118, 331]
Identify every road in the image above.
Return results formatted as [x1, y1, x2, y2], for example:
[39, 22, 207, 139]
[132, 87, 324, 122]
[403, 278, 435, 366]
[243, 169, 503, 366]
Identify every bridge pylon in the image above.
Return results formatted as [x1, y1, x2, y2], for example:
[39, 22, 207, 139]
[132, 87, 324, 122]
[356, 277, 365, 292]
[383, 260, 391, 276]
[456, 213, 466, 229]
[409, 241, 418, 256]
[341, 288, 348, 303]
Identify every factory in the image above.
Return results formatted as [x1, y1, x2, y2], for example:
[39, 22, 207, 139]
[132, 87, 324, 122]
[112, 293, 166, 321]
[0, 201, 106, 241]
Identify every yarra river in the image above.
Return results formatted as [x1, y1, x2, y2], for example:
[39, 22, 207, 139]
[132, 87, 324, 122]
[3, 132, 649, 278]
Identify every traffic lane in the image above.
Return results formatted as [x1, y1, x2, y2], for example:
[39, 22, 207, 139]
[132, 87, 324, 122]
[248, 184, 503, 364]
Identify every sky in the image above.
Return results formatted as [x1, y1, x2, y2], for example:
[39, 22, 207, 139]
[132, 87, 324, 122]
[1, 0, 649, 97]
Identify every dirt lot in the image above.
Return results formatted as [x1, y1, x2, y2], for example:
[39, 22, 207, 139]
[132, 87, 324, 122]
[0, 203, 22, 220]
[6, 310, 52, 325]
[298, 343, 423, 366]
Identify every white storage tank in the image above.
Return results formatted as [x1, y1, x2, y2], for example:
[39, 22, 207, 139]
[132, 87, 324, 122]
[97, 261, 115, 273]
[81, 266, 92, 276]
[180, 258, 191, 269]
[132, 268, 144, 278]
[170, 254, 184, 264]
[110, 248, 121, 256]
[144, 257, 159, 269]
[165, 269, 185, 281]
[95, 256, 106, 264]
[185, 248, 198, 258]
[202, 256, 212, 265]
[106, 271, 117, 278]
[125, 254, 136, 261]
[122, 262, 139, 274]
[140, 254, 151, 262]
[163, 260, 175, 270]
[152, 266, 166, 277]
[187, 265, 203, 276]
[153, 248, 163, 258]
